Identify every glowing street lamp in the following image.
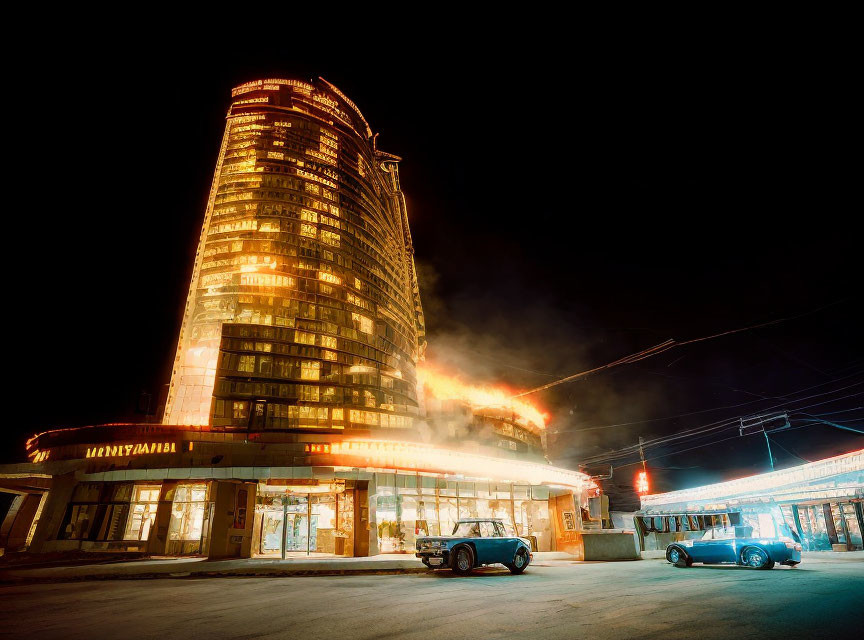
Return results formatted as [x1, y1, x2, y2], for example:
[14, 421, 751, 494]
[636, 470, 650, 494]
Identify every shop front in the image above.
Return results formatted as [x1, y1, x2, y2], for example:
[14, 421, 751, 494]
[371, 475, 555, 553]
[2, 426, 604, 560]
[254, 480, 356, 557]
[637, 448, 864, 553]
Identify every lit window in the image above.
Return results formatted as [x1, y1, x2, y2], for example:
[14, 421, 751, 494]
[124, 485, 161, 541]
[301, 209, 318, 223]
[318, 271, 341, 285]
[238, 355, 255, 372]
[322, 350, 337, 361]
[233, 401, 249, 419]
[299, 385, 320, 402]
[301, 361, 321, 380]
[320, 335, 337, 349]
[320, 230, 340, 247]
[332, 408, 344, 421]
[300, 223, 317, 238]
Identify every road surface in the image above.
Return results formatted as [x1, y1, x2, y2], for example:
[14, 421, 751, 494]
[1, 556, 861, 639]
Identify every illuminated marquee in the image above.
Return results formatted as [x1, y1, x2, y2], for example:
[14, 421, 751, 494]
[328, 440, 593, 489]
[85, 442, 177, 458]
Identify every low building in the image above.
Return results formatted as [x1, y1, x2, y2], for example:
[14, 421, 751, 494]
[635, 448, 864, 553]
[0, 421, 601, 559]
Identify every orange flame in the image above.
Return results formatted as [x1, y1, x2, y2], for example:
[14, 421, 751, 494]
[418, 365, 547, 429]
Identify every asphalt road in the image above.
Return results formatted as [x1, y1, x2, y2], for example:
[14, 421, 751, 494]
[1, 557, 862, 640]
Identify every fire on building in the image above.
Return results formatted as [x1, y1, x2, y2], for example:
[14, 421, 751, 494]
[0, 379, 607, 560]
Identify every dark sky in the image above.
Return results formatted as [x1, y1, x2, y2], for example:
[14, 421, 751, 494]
[7, 34, 862, 491]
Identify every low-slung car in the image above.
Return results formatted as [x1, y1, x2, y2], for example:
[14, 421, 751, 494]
[666, 525, 802, 569]
[415, 518, 533, 575]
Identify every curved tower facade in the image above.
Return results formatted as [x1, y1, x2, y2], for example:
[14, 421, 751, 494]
[164, 77, 427, 433]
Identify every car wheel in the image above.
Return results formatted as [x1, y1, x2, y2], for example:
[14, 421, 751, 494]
[507, 549, 530, 574]
[666, 546, 690, 567]
[451, 546, 474, 575]
[741, 547, 771, 569]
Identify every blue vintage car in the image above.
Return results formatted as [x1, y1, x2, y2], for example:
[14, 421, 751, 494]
[666, 525, 802, 569]
[415, 518, 533, 575]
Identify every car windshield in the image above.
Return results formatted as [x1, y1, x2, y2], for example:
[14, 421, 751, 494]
[702, 526, 736, 540]
[452, 522, 482, 537]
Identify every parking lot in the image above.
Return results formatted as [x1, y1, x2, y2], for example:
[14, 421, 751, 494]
[1, 555, 861, 639]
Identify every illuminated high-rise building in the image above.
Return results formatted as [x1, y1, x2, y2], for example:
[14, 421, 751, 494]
[164, 77, 427, 432]
[4, 78, 602, 562]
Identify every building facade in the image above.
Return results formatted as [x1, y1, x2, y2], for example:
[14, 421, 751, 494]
[0, 78, 605, 561]
[165, 77, 426, 433]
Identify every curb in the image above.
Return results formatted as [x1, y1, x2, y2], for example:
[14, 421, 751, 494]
[0, 566, 429, 586]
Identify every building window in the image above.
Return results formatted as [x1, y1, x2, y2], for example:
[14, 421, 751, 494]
[238, 355, 255, 373]
[233, 401, 249, 419]
[167, 484, 209, 549]
[124, 485, 161, 541]
[301, 361, 320, 380]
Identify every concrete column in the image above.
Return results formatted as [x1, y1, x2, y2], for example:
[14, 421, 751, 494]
[1, 493, 43, 551]
[208, 481, 256, 559]
[27, 474, 77, 554]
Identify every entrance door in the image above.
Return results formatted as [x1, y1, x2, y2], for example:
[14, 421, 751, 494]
[258, 493, 340, 557]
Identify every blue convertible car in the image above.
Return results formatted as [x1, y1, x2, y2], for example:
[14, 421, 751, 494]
[415, 518, 533, 575]
[666, 525, 802, 569]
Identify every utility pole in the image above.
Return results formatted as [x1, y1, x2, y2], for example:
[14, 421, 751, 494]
[739, 416, 779, 471]
[763, 430, 775, 471]
[638, 437, 646, 472]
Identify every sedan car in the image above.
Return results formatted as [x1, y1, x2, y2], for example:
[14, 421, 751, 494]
[415, 518, 533, 575]
[666, 525, 802, 569]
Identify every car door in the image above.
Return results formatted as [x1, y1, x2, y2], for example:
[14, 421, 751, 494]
[694, 527, 737, 562]
[475, 521, 508, 564]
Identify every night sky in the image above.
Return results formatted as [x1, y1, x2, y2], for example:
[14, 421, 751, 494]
[8, 36, 861, 494]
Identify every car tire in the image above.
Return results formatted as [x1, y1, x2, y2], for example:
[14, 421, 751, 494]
[741, 547, 771, 569]
[451, 546, 474, 575]
[666, 546, 690, 567]
[507, 549, 530, 574]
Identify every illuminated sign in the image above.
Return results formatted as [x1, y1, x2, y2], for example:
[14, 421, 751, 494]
[328, 439, 591, 489]
[305, 444, 331, 454]
[636, 471, 650, 494]
[86, 442, 177, 458]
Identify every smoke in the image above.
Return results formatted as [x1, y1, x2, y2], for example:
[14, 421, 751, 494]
[414, 259, 680, 467]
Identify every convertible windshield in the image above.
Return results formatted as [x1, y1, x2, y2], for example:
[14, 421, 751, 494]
[702, 526, 736, 540]
[452, 522, 482, 537]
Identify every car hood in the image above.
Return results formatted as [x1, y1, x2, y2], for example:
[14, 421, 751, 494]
[417, 536, 457, 543]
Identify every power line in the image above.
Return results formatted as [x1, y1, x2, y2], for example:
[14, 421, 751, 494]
[556, 370, 864, 435]
[576, 384, 863, 465]
[579, 384, 862, 462]
[513, 296, 857, 399]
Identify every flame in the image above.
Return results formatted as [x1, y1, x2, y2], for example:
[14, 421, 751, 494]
[418, 365, 547, 429]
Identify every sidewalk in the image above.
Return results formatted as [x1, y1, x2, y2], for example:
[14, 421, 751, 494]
[0, 551, 576, 585]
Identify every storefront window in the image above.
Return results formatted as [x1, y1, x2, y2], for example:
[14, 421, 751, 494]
[840, 502, 862, 548]
[124, 485, 161, 541]
[168, 483, 209, 544]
